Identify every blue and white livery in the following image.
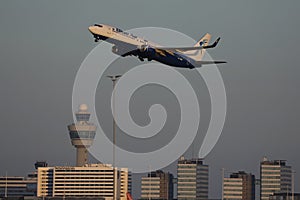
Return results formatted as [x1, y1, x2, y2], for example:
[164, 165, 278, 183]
[88, 24, 226, 69]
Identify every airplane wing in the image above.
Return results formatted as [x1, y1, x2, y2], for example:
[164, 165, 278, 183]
[193, 60, 227, 67]
[156, 37, 221, 52]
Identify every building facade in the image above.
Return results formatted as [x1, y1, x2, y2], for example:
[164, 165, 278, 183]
[141, 170, 173, 200]
[260, 157, 292, 200]
[223, 171, 255, 200]
[177, 157, 209, 200]
[269, 193, 300, 200]
[120, 168, 131, 200]
[0, 176, 36, 197]
[37, 164, 131, 200]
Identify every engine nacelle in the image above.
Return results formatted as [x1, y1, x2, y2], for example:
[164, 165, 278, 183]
[111, 45, 129, 56]
[138, 44, 149, 52]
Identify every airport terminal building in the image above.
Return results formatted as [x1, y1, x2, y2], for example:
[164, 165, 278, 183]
[37, 164, 131, 200]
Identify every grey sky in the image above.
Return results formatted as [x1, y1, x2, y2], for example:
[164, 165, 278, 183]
[1, 0, 300, 199]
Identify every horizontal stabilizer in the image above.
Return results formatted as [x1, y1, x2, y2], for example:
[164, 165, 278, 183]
[194, 60, 227, 67]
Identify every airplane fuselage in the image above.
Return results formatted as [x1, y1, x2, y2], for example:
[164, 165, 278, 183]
[88, 24, 196, 68]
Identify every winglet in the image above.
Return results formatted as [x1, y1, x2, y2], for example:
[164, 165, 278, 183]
[212, 37, 221, 47]
[203, 37, 221, 49]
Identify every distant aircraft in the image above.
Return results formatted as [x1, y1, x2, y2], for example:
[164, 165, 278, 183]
[88, 24, 226, 69]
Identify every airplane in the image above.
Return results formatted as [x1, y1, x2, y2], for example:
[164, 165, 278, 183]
[88, 24, 226, 69]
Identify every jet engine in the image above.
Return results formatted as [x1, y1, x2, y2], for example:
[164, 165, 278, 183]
[138, 44, 149, 52]
[111, 45, 129, 56]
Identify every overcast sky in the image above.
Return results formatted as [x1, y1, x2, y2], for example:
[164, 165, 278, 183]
[1, 1, 300, 199]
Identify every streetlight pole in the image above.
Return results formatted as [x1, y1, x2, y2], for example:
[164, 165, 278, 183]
[107, 75, 122, 200]
[292, 170, 295, 200]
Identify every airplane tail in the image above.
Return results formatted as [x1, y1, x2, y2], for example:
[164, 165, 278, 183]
[184, 33, 211, 61]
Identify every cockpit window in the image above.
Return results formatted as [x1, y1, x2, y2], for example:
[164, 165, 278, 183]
[94, 24, 103, 27]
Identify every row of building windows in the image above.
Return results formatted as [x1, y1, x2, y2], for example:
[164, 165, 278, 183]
[177, 183, 196, 187]
[141, 191, 160, 194]
[262, 172, 281, 175]
[224, 179, 242, 182]
[261, 176, 280, 179]
[177, 184, 208, 189]
[54, 188, 114, 191]
[53, 179, 114, 182]
[178, 188, 199, 191]
[41, 181, 110, 185]
[54, 184, 114, 187]
[224, 189, 243, 192]
[46, 175, 114, 179]
[54, 170, 114, 172]
[69, 131, 96, 139]
[54, 192, 113, 195]
[224, 193, 243, 196]
[261, 180, 283, 184]
[178, 174, 197, 178]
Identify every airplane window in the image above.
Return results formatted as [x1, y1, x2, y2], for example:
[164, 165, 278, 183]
[94, 24, 103, 27]
[116, 28, 123, 32]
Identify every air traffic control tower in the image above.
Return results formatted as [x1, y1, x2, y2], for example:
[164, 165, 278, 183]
[67, 104, 96, 166]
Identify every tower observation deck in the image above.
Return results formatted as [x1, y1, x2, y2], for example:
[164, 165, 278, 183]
[67, 104, 96, 166]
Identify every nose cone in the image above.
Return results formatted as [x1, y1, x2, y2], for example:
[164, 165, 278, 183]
[88, 26, 95, 33]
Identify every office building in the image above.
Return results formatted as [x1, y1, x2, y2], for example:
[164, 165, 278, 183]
[67, 104, 96, 166]
[269, 192, 300, 200]
[141, 170, 173, 200]
[260, 157, 292, 200]
[223, 171, 255, 200]
[37, 164, 131, 200]
[0, 176, 36, 197]
[120, 168, 132, 200]
[177, 156, 209, 200]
